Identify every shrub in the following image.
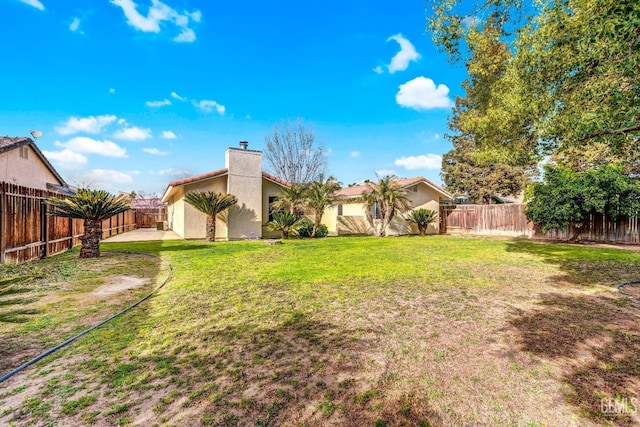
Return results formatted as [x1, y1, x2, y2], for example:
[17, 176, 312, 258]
[297, 218, 329, 238]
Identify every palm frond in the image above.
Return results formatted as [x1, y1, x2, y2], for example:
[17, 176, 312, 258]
[183, 191, 238, 217]
[47, 188, 131, 221]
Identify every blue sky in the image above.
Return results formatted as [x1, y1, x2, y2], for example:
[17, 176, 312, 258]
[2, 0, 467, 194]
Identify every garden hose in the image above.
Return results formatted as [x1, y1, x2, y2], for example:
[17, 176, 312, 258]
[617, 280, 640, 304]
[0, 251, 172, 384]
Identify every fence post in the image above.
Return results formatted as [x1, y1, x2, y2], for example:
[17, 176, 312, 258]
[68, 217, 73, 250]
[0, 183, 5, 264]
[41, 200, 48, 259]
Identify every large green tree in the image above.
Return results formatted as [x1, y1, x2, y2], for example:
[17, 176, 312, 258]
[428, 0, 640, 170]
[440, 17, 536, 203]
[47, 189, 131, 258]
[184, 191, 238, 242]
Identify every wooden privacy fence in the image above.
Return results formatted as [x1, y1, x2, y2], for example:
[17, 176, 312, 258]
[0, 182, 136, 264]
[134, 207, 167, 228]
[440, 204, 640, 244]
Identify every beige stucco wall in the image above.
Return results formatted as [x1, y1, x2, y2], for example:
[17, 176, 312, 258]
[166, 176, 230, 239]
[261, 178, 287, 238]
[321, 205, 339, 236]
[226, 148, 263, 239]
[0, 145, 63, 190]
[333, 183, 445, 236]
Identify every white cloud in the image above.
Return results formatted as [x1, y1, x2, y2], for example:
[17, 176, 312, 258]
[143, 147, 168, 155]
[386, 34, 420, 73]
[195, 100, 226, 114]
[113, 126, 152, 141]
[69, 17, 81, 32]
[110, 0, 201, 43]
[145, 99, 171, 107]
[55, 137, 128, 158]
[55, 115, 117, 135]
[396, 76, 453, 110]
[375, 169, 397, 177]
[161, 130, 177, 139]
[76, 169, 134, 189]
[109, 88, 116, 94]
[174, 28, 195, 43]
[463, 16, 481, 28]
[158, 168, 189, 177]
[395, 154, 442, 170]
[350, 151, 360, 158]
[42, 149, 87, 169]
[170, 91, 186, 101]
[373, 66, 383, 74]
[18, 0, 44, 11]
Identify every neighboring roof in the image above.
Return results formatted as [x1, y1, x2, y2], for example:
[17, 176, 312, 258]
[161, 168, 290, 202]
[131, 197, 167, 209]
[336, 176, 452, 199]
[46, 183, 76, 196]
[0, 136, 69, 188]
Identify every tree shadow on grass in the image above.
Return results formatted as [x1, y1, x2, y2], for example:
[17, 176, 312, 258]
[166, 310, 441, 426]
[505, 240, 640, 425]
[509, 293, 640, 426]
[505, 239, 640, 286]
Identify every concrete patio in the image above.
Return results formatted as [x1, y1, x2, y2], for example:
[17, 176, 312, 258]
[102, 228, 182, 242]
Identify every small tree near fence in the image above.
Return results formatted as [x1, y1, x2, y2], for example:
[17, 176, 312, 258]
[525, 164, 640, 241]
[407, 208, 438, 235]
[47, 189, 131, 258]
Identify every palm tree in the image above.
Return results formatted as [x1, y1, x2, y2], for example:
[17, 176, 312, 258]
[271, 183, 307, 216]
[407, 208, 438, 235]
[361, 175, 411, 237]
[184, 191, 238, 242]
[265, 211, 303, 239]
[47, 189, 131, 258]
[305, 175, 341, 237]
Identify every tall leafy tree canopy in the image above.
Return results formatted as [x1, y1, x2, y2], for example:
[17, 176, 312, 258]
[440, 17, 536, 202]
[428, 0, 640, 171]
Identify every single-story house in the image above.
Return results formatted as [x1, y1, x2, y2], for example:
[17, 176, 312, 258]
[160, 142, 289, 240]
[0, 136, 73, 194]
[321, 177, 452, 236]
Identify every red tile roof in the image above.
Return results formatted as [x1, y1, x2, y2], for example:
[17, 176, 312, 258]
[335, 176, 452, 199]
[167, 168, 228, 187]
[261, 172, 290, 187]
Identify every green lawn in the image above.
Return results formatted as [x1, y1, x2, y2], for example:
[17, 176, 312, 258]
[1, 236, 639, 426]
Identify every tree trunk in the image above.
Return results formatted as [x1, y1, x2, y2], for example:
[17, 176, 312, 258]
[206, 215, 216, 242]
[312, 214, 322, 238]
[569, 222, 583, 242]
[282, 229, 289, 239]
[79, 219, 102, 258]
[418, 224, 427, 235]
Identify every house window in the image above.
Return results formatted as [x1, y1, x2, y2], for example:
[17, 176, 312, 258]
[337, 203, 343, 216]
[412, 185, 418, 193]
[370, 202, 381, 220]
[20, 146, 28, 159]
[268, 196, 281, 222]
